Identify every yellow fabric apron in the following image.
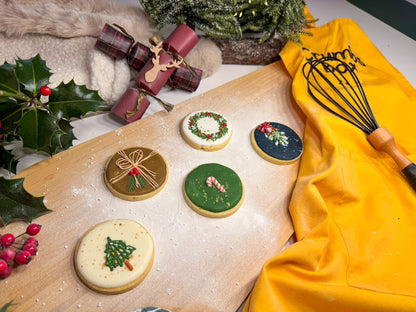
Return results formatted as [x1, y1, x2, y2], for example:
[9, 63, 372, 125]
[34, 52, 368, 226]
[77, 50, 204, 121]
[243, 18, 416, 312]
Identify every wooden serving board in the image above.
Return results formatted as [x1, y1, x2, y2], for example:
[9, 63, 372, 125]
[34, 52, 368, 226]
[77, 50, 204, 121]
[3, 61, 304, 312]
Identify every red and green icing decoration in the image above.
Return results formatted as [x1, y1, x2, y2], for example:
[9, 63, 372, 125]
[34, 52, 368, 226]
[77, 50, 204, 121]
[257, 122, 288, 146]
[127, 167, 146, 192]
[104, 236, 136, 271]
[188, 111, 228, 141]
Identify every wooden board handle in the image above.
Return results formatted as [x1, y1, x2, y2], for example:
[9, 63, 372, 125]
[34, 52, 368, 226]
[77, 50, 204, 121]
[368, 127, 416, 191]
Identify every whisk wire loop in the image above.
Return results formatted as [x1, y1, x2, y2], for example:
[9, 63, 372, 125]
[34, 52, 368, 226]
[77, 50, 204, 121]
[303, 55, 416, 193]
[303, 56, 379, 135]
[340, 63, 379, 130]
[306, 60, 370, 133]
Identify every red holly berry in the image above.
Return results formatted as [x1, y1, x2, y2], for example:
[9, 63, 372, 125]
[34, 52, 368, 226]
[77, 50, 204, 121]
[26, 224, 42, 236]
[0, 259, 7, 273]
[0, 248, 16, 262]
[23, 243, 38, 256]
[39, 85, 51, 96]
[0, 264, 12, 278]
[0, 233, 15, 247]
[15, 251, 32, 265]
[206, 135, 212, 139]
[222, 123, 227, 127]
[189, 122, 194, 126]
[25, 237, 38, 246]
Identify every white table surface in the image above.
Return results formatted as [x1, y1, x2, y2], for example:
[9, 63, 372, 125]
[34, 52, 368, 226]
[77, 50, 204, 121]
[2, 0, 414, 177]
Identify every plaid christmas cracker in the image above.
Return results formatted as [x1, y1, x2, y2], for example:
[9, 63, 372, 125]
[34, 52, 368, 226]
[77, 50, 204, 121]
[95, 23, 203, 93]
[95, 24, 134, 59]
[168, 64, 202, 92]
[127, 42, 151, 71]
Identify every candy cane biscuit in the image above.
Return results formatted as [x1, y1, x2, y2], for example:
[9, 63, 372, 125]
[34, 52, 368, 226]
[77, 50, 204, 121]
[104, 147, 168, 201]
[74, 219, 154, 294]
[251, 122, 303, 165]
[183, 163, 244, 218]
[181, 111, 232, 151]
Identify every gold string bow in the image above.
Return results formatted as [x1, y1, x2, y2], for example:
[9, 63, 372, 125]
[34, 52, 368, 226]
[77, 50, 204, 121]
[109, 149, 159, 190]
[126, 88, 173, 120]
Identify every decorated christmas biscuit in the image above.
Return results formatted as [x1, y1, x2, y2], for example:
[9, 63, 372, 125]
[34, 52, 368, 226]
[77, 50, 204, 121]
[183, 163, 244, 218]
[104, 147, 168, 201]
[251, 122, 303, 164]
[181, 111, 232, 151]
[74, 219, 154, 294]
[132, 308, 171, 312]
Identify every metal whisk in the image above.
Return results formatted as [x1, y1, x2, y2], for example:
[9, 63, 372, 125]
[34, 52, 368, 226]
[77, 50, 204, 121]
[303, 56, 416, 192]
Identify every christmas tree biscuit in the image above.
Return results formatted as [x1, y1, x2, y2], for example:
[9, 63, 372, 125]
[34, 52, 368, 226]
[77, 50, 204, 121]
[104, 147, 168, 201]
[74, 219, 154, 294]
[181, 111, 232, 151]
[183, 163, 244, 218]
[251, 122, 303, 164]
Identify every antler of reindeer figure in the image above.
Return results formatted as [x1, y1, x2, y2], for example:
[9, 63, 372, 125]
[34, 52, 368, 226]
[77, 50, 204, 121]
[145, 42, 183, 83]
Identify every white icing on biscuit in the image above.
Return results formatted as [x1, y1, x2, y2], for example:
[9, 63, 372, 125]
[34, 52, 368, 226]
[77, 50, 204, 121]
[76, 219, 153, 289]
[181, 111, 232, 147]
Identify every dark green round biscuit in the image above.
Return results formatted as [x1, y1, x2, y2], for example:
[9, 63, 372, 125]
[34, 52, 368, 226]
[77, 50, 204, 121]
[183, 163, 244, 217]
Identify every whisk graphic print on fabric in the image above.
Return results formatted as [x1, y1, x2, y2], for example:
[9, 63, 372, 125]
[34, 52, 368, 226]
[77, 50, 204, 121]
[303, 56, 416, 191]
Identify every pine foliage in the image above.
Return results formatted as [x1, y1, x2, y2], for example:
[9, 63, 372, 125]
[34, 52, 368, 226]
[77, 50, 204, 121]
[139, 0, 311, 43]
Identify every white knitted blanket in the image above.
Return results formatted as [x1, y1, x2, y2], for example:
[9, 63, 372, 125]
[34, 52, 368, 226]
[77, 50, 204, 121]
[0, 0, 222, 105]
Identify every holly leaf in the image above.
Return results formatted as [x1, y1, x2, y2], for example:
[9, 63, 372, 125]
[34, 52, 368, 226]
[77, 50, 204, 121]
[48, 80, 106, 119]
[15, 54, 51, 97]
[55, 119, 76, 153]
[0, 101, 23, 137]
[0, 177, 52, 225]
[38, 128, 65, 155]
[0, 301, 15, 312]
[0, 62, 20, 98]
[0, 145, 17, 174]
[17, 108, 59, 153]
[38, 119, 76, 155]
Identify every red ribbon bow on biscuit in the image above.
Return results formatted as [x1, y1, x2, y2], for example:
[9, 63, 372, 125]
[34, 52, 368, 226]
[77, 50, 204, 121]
[257, 122, 275, 134]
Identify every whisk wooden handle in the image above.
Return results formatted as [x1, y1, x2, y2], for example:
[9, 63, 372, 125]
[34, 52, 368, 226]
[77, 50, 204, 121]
[368, 127, 416, 191]
[368, 127, 411, 170]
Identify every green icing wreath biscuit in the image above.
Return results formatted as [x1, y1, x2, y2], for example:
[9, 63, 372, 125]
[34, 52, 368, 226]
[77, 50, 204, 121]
[180, 111, 232, 151]
[183, 163, 244, 218]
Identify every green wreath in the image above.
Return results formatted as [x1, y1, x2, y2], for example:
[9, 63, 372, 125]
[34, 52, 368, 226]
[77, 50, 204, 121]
[187, 112, 229, 141]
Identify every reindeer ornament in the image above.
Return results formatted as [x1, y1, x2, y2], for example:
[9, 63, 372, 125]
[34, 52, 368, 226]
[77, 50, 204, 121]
[136, 24, 199, 96]
[109, 24, 200, 123]
[144, 42, 183, 83]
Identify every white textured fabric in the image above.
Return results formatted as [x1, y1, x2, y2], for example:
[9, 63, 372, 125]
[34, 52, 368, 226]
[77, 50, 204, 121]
[0, 0, 222, 105]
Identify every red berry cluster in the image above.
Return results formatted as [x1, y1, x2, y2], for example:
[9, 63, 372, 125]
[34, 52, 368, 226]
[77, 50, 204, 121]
[0, 224, 41, 278]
